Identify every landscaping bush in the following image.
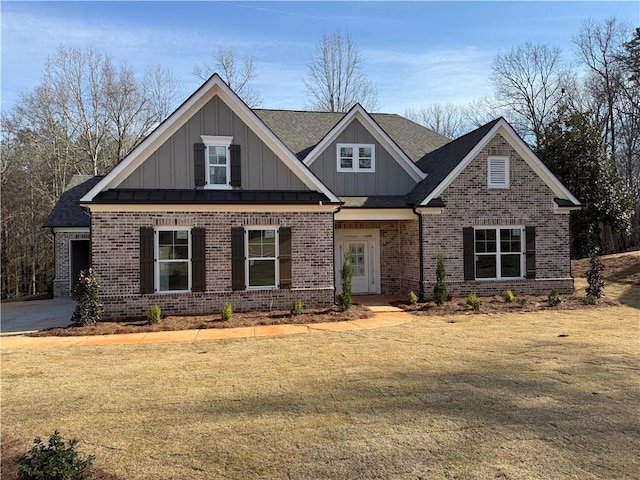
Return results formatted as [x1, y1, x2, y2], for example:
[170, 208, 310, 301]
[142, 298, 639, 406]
[17, 431, 94, 480]
[504, 290, 516, 303]
[516, 296, 528, 306]
[290, 299, 304, 316]
[336, 250, 353, 311]
[584, 294, 599, 305]
[71, 269, 103, 326]
[221, 303, 233, 321]
[433, 252, 448, 306]
[147, 305, 162, 325]
[408, 291, 418, 305]
[548, 289, 562, 306]
[585, 253, 605, 299]
[466, 293, 483, 311]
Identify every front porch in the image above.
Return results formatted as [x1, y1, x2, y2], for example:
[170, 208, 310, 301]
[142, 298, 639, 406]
[334, 219, 420, 298]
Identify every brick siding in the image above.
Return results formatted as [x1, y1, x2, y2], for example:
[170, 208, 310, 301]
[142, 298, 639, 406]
[52, 231, 90, 297]
[421, 133, 574, 297]
[91, 211, 334, 319]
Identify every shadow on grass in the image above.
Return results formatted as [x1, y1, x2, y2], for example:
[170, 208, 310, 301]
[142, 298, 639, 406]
[612, 283, 639, 309]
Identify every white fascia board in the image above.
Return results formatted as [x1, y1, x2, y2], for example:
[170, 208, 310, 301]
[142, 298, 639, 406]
[420, 119, 581, 206]
[303, 105, 426, 183]
[334, 208, 416, 221]
[81, 74, 340, 204]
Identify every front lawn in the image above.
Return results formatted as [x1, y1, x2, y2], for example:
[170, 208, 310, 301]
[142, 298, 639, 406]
[2, 292, 639, 479]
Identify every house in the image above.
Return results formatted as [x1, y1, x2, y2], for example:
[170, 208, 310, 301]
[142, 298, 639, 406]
[44, 74, 581, 319]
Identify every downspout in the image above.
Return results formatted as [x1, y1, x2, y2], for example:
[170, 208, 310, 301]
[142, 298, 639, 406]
[332, 203, 342, 304]
[412, 206, 425, 302]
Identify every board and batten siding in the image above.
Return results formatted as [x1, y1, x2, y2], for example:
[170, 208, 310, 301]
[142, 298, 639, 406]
[309, 119, 417, 196]
[118, 96, 308, 191]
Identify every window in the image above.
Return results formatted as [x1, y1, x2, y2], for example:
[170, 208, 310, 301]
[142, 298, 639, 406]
[156, 228, 191, 292]
[488, 156, 509, 189]
[337, 143, 375, 172]
[246, 228, 278, 289]
[202, 136, 233, 189]
[475, 227, 524, 280]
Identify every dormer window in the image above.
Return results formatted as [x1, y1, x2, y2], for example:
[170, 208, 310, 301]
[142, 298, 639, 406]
[488, 156, 509, 189]
[337, 144, 375, 172]
[201, 136, 233, 189]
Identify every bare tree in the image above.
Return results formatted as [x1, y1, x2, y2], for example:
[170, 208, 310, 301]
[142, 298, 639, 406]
[573, 18, 630, 163]
[1, 45, 178, 298]
[405, 103, 470, 138]
[304, 32, 379, 112]
[194, 46, 263, 108]
[490, 42, 574, 146]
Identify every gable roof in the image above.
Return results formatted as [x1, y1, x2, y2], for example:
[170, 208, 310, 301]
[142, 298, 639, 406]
[254, 109, 450, 163]
[44, 175, 102, 228]
[411, 117, 581, 207]
[80, 74, 340, 204]
[409, 118, 501, 204]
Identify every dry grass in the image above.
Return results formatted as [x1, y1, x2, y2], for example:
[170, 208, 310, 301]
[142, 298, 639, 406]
[3, 252, 638, 479]
[3, 287, 639, 479]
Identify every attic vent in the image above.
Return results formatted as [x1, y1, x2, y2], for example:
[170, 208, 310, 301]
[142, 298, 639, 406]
[488, 157, 509, 189]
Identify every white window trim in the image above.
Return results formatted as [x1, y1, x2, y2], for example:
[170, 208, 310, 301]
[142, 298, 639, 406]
[488, 156, 510, 189]
[154, 226, 192, 293]
[474, 226, 525, 281]
[336, 143, 376, 173]
[201, 135, 233, 190]
[245, 226, 280, 290]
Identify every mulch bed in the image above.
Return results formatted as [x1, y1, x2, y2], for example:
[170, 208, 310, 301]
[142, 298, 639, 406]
[394, 293, 618, 317]
[572, 251, 640, 285]
[29, 305, 373, 337]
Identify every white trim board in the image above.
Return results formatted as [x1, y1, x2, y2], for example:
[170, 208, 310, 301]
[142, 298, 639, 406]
[80, 74, 340, 204]
[303, 104, 426, 183]
[419, 119, 580, 206]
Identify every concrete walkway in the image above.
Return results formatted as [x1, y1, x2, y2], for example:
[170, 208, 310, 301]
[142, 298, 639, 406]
[0, 298, 413, 350]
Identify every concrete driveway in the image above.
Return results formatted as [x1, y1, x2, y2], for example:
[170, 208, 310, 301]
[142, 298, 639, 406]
[1, 298, 74, 334]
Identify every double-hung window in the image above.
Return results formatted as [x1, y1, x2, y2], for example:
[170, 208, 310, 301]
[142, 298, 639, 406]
[337, 143, 375, 172]
[246, 228, 278, 289]
[156, 228, 191, 292]
[475, 227, 524, 280]
[202, 136, 233, 189]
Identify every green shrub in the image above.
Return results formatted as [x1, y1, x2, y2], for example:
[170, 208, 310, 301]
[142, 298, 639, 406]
[336, 250, 353, 311]
[408, 291, 418, 305]
[147, 305, 162, 324]
[433, 252, 448, 306]
[584, 294, 599, 305]
[221, 303, 233, 321]
[17, 431, 94, 480]
[516, 296, 528, 306]
[504, 290, 516, 303]
[585, 253, 605, 299]
[291, 299, 304, 316]
[548, 289, 562, 306]
[466, 293, 483, 311]
[71, 268, 103, 326]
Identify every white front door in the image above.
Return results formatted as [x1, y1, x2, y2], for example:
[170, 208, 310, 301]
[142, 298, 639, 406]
[335, 229, 380, 295]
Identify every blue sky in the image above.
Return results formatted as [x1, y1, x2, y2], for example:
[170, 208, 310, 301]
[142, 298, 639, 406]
[2, 1, 638, 115]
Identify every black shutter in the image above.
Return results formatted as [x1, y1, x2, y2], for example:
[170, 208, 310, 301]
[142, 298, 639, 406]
[192, 228, 206, 292]
[140, 227, 154, 294]
[279, 227, 292, 289]
[229, 144, 241, 188]
[231, 227, 245, 291]
[463, 227, 475, 281]
[525, 226, 536, 279]
[194, 143, 206, 187]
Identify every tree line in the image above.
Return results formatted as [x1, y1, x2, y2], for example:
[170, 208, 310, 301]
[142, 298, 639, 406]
[1, 21, 637, 298]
